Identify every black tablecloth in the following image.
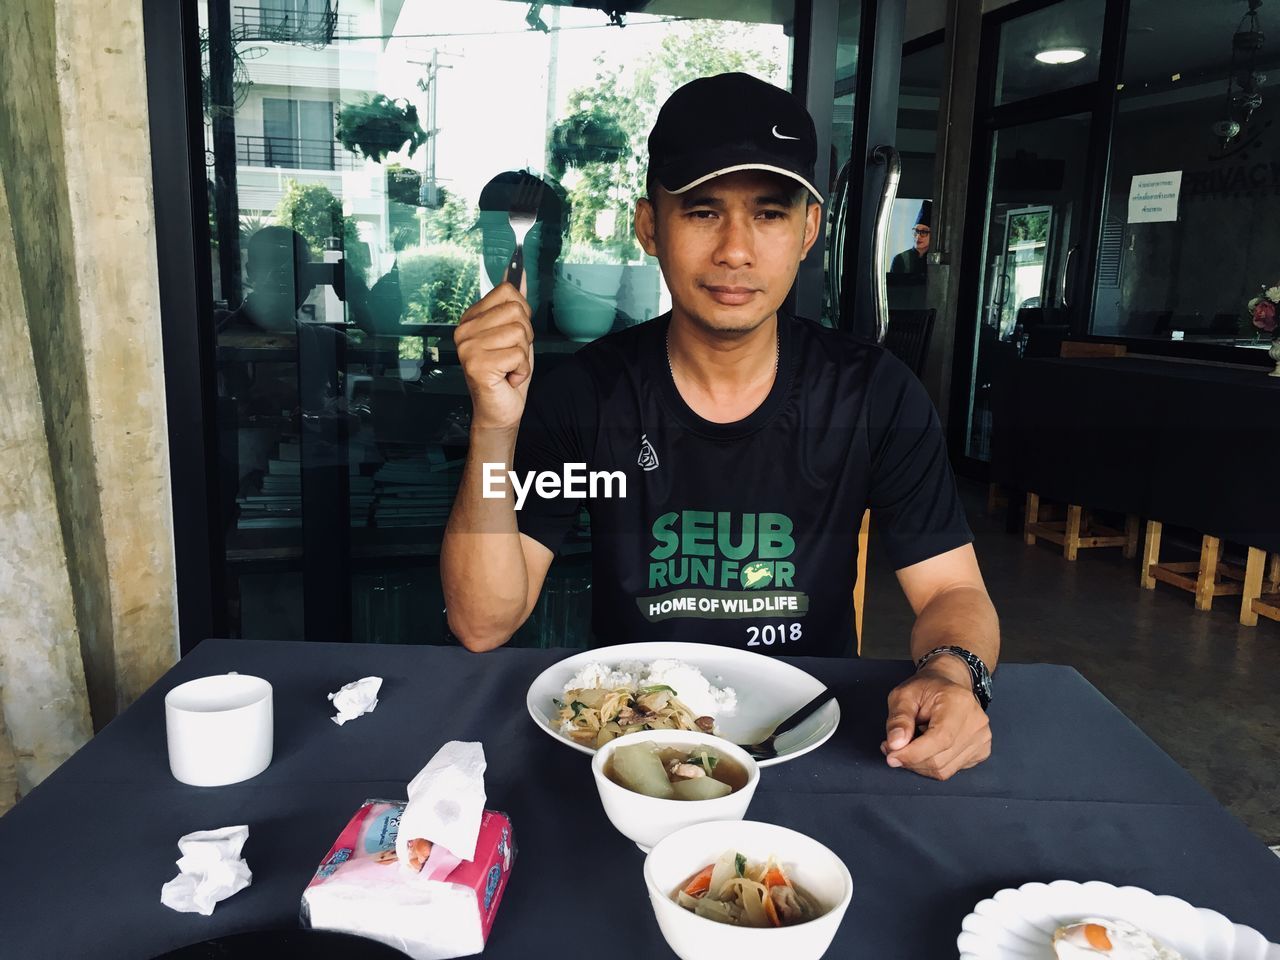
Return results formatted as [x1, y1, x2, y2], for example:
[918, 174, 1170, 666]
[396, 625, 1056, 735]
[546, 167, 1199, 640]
[993, 355, 1280, 551]
[3, 640, 1278, 959]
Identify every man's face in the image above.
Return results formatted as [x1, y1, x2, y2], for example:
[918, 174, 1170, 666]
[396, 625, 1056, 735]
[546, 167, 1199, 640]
[913, 224, 931, 255]
[635, 170, 821, 337]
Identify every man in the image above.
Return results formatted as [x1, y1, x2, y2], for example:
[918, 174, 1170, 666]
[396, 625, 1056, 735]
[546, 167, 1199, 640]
[889, 200, 931, 276]
[441, 73, 998, 781]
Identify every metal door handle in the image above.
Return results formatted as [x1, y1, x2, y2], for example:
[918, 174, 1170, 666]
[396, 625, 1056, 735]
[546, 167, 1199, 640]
[1062, 243, 1079, 309]
[871, 144, 901, 344]
[826, 160, 853, 326]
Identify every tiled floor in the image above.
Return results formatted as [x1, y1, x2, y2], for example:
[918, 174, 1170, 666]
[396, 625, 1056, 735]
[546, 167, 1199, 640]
[860, 481, 1280, 844]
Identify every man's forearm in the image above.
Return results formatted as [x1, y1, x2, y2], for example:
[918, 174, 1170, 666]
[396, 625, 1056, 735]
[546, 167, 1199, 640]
[440, 426, 528, 649]
[909, 585, 1000, 674]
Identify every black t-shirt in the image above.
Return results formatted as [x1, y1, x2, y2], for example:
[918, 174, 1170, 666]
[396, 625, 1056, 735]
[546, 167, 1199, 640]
[513, 311, 972, 657]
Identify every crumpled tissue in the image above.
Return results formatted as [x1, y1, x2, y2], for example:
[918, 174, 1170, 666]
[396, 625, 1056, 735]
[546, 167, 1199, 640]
[329, 676, 383, 725]
[160, 825, 252, 915]
[395, 741, 487, 873]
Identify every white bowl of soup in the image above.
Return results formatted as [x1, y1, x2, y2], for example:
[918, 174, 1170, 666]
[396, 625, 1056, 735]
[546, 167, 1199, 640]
[643, 820, 853, 960]
[591, 730, 759, 852]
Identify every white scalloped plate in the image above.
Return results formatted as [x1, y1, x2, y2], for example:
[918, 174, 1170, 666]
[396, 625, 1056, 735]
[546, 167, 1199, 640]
[957, 880, 1280, 959]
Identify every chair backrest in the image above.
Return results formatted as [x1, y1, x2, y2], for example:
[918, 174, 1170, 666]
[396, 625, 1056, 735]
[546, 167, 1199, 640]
[883, 308, 936, 377]
[1023, 323, 1070, 358]
[1014, 306, 1045, 330]
[853, 509, 869, 656]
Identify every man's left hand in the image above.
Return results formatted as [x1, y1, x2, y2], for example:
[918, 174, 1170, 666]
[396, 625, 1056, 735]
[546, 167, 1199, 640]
[881, 656, 991, 781]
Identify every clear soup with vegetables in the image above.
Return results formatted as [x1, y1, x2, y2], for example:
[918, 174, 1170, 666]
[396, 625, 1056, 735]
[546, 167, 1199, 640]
[604, 743, 748, 801]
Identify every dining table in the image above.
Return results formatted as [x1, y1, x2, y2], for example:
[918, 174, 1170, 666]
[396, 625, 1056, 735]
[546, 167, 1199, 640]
[2, 638, 1278, 959]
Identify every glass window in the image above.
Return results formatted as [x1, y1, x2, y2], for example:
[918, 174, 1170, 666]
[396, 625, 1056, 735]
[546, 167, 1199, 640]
[1089, 0, 1280, 352]
[198, 0, 798, 642]
[994, 0, 1105, 106]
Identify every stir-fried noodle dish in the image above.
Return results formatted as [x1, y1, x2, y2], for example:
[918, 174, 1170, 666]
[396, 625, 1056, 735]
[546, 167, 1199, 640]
[555, 685, 713, 750]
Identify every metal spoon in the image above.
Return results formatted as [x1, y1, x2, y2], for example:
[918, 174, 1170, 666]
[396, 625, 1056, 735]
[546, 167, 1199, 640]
[737, 690, 836, 761]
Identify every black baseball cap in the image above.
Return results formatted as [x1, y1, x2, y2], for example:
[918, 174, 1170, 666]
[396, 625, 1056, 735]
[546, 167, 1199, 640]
[647, 72, 823, 204]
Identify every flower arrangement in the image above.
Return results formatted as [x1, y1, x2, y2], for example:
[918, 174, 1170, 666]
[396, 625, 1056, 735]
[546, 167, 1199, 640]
[1248, 283, 1280, 337]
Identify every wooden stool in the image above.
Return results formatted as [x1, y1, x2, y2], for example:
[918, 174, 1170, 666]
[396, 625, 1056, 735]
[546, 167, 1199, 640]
[1024, 493, 1140, 562]
[1240, 548, 1280, 626]
[987, 482, 1008, 516]
[1141, 521, 1247, 611]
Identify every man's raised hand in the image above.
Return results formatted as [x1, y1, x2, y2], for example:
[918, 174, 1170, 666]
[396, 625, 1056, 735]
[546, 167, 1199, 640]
[454, 280, 535, 432]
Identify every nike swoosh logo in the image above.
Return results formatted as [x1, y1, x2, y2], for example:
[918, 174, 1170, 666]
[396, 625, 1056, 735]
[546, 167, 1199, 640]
[772, 125, 800, 140]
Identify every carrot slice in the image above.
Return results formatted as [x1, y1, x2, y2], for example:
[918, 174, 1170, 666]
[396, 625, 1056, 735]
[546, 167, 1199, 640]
[683, 864, 715, 898]
[1084, 924, 1113, 950]
[762, 867, 790, 889]
[762, 889, 782, 927]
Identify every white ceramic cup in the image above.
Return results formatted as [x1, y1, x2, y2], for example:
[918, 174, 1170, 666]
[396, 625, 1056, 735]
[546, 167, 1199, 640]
[165, 673, 273, 787]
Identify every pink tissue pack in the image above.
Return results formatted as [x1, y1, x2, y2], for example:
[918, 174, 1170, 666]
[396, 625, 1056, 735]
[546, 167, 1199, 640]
[301, 800, 516, 960]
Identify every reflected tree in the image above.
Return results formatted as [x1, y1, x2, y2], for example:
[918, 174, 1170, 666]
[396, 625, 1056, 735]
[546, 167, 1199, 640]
[549, 21, 782, 259]
[271, 180, 370, 281]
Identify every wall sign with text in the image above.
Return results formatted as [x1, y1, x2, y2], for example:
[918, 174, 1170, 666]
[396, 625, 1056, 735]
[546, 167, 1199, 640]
[1128, 171, 1183, 223]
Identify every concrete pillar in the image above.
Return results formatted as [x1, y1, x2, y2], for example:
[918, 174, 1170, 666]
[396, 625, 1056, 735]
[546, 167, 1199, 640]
[0, 709, 18, 814]
[0, 0, 179, 761]
[0, 178, 94, 812]
[53, 0, 181, 711]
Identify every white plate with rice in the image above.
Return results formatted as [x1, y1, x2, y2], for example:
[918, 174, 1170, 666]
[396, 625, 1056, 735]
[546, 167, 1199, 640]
[525, 641, 840, 767]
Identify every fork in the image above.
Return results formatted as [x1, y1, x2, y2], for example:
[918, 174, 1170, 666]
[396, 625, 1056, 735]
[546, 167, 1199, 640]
[505, 171, 543, 291]
[737, 690, 836, 761]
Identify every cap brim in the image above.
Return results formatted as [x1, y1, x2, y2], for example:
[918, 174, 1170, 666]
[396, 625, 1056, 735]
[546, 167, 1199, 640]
[660, 161, 824, 205]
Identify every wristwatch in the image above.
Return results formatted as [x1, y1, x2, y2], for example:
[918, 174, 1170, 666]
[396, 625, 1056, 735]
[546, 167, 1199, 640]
[916, 645, 993, 710]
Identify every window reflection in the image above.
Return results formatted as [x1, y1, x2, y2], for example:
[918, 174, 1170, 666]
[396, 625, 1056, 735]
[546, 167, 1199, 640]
[199, 0, 798, 642]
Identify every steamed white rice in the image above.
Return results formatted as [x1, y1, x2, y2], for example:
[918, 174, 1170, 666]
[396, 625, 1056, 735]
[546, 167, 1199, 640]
[562, 658, 737, 718]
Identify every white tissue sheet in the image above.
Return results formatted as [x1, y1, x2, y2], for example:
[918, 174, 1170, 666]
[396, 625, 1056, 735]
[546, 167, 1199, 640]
[160, 825, 252, 915]
[329, 676, 383, 725]
[395, 741, 486, 868]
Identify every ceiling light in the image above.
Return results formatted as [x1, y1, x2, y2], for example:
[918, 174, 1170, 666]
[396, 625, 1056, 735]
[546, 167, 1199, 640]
[1035, 48, 1087, 65]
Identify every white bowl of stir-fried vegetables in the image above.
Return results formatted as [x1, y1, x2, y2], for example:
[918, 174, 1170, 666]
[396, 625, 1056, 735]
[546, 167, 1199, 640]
[643, 820, 852, 960]
[591, 730, 760, 852]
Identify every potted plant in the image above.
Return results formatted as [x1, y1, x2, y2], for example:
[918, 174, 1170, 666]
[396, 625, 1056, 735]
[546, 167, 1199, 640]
[548, 110, 628, 177]
[552, 242, 623, 341]
[385, 163, 422, 206]
[336, 95, 428, 163]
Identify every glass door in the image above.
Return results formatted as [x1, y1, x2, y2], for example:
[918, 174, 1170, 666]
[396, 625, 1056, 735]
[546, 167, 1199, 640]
[950, 0, 1109, 470]
[964, 114, 1091, 462]
[160, 0, 908, 647]
[986, 205, 1053, 340]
